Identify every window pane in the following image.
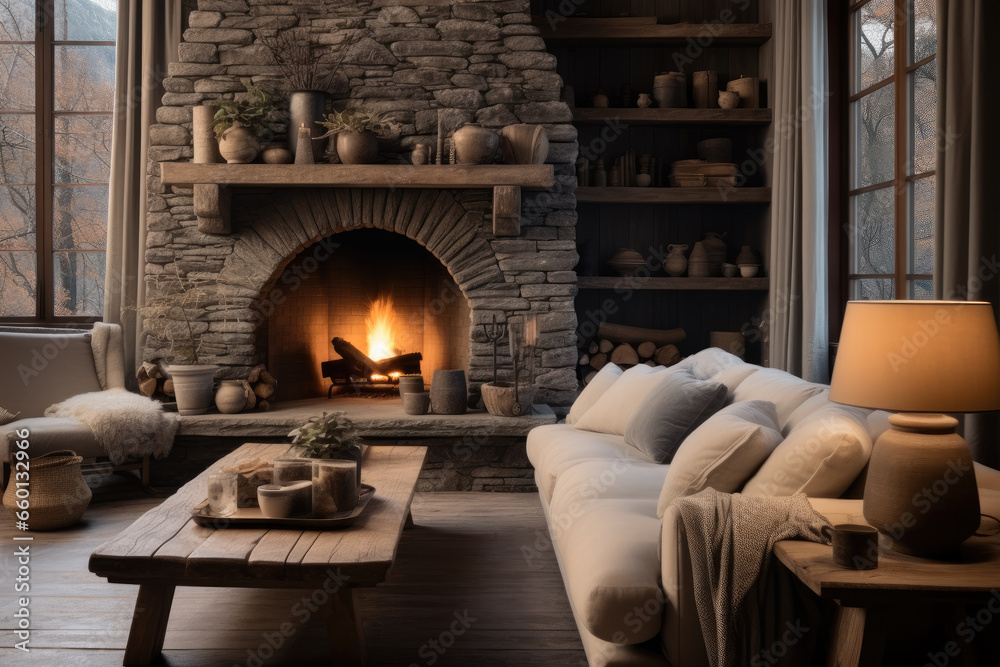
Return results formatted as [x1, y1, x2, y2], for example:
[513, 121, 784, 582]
[0, 250, 36, 316]
[53, 46, 115, 112]
[53, 251, 104, 316]
[853, 84, 895, 188]
[0, 44, 34, 110]
[52, 185, 108, 250]
[53, 114, 112, 183]
[909, 279, 933, 299]
[912, 0, 937, 63]
[856, 0, 895, 92]
[53, 0, 117, 41]
[0, 0, 33, 41]
[0, 113, 34, 182]
[851, 187, 895, 275]
[911, 60, 936, 174]
[852, 278, 895, 300]
[910, 175, 934, 275]
[0, 185, 35, 248]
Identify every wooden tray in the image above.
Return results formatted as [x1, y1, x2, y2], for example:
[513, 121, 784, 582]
[190, 484, 376, 528]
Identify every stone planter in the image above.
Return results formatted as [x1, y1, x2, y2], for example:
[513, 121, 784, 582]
[336, 131, 378, 164]
[166, 364, 219, 416]
[430, 369, 467, 415]
[217, 126, 260, 164]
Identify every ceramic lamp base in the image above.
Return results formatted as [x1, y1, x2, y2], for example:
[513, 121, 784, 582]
[862, 413, 981, 558]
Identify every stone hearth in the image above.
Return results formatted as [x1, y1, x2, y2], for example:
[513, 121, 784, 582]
[144, 0, 580, 405]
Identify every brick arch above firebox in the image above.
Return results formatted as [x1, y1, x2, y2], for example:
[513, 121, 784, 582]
[217, 188, 504, 302]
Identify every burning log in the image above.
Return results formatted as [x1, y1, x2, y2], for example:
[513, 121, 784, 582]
[323, 337, 422, 395]
[332, 337, 383, 377]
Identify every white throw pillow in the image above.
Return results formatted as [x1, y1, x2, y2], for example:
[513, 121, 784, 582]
[574, 364, 668, 436]
[566, 363, 623, 425]
[656, 400, 781, 518]
[712, 363, 761, 395]
[741, 404, 873, 498]
[731, 368, 827, 429]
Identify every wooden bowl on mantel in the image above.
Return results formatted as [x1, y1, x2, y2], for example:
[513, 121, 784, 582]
[481, 382, 537, 417]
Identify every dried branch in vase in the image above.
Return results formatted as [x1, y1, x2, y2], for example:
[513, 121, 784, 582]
[262, 26, 358, 93]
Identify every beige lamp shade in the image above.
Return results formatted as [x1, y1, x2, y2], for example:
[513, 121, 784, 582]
[830, 300, 1000, 413]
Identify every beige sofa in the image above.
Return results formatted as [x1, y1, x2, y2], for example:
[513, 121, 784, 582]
[527, 348, 1000, 666]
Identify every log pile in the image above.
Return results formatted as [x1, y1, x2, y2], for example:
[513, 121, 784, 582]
[136, 361, 276, 411]
[579, 323, 685, 384]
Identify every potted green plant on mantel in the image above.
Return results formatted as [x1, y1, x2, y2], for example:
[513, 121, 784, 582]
[134, 269, 223, 416]
[314, 109, 400, 164]
[288, 412, 364, 485]
[211, 78, 278, 164]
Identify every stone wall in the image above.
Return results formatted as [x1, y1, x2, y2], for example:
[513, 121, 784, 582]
[144, 0, 581, 405]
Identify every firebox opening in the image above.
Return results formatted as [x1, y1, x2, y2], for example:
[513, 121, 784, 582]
[262, 229, 471, 401]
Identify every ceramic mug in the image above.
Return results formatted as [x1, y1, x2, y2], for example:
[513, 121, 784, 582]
[822, 523, 879, 570]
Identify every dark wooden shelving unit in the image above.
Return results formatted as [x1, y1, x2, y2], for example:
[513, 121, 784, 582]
[577, 276, 768, 291]
[573, 108, 772, 125]
[575, 186, 771, 204]
[536, 17, 772, 46]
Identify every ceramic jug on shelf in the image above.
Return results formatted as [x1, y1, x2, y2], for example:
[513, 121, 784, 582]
[687, 242, 712, 277]
[663, 244, 688, 277]
[736, 244, 760, 267]
[701, 232, 727, 276]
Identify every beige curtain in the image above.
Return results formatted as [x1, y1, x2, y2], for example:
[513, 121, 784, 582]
[764, 0, 830, 382]
[104, 0, 181, 385]
[935, 0, 1000, 467]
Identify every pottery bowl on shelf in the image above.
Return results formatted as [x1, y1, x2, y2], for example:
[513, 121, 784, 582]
[739, 264, 760, 278]
[608, 248, 647, 277]
[722, 263, 738, 278]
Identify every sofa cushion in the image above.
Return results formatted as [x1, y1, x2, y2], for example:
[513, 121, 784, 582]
[556, 497, 665, 644]
[0, 331, 102, 418]
[1, 417, 104, 462]
[549, 458, 672, 522]
[656, 400, 782, 518]
[566, 363, 623, 425]
[624, 367, 727, 463]
[741, 403, 874, 498]
[731, 368, 827, 430]
[712, 363, 761, 395]
[782, 390, 832, 435]
[574, 364, 669, 436]
[526, 423, 649, 504]
[678, 347, 746, 380]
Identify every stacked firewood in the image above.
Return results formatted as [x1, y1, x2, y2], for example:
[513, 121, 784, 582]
[579, 323, 686, 384]
[137, 362, 277, 411]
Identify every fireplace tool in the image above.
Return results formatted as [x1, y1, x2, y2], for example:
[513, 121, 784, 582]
[481, 314, 507, 384]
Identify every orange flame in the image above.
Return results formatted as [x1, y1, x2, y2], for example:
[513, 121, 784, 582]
[366, 295, 400, 381]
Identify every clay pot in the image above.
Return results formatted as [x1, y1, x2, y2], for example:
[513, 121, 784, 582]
[637, 93, 653, 109]
[215, 379, 249, 414]
[722, 263, 738, 278]
[166, 364, 219, 416]
[261, 146, 293, 164]
[217, 126, 260, 164]
[697, 138, 733, 164]
[663, 244, 688, 277]
[500, 124, 549, 164]
[653, 72, 687, 108]
[336, 131, 379, 164]
[608, 248, 646, 277]
[718, 91, 740, 110]
[453, 123, 500, 164]
[739, 264, 760, 278]
[430, 370, 468, 415]
[481, 382, 537, 417]
[402, 391, 431, 415]
[701, 232, 728, 276]
[592, 90, 609, 108]
[411, 144, 430, 165]
[398, 374, 425, 399]
[687, 242, 712, 278]
[736, 244, 760, 267]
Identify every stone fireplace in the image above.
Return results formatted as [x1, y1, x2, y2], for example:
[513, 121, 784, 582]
[143, 0, 580, 405]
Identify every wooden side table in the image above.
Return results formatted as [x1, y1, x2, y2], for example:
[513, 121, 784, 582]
[774, 491, 1000, 667]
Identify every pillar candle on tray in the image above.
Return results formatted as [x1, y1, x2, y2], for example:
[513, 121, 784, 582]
[294, 124, 315, 165]
[312, 460, 359, 517]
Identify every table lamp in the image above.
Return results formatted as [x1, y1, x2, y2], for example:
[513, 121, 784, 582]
[830, 300, 1000, 557]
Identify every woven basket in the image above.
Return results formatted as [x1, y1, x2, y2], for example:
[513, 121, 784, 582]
[3, 450, 92, 531]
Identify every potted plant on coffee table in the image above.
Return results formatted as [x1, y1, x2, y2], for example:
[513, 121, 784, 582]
[211, 78, 279, 163]
[288, 412, 363, 485]
[314, 108, 400, 164]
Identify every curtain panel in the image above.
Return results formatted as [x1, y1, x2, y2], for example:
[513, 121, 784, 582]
[104, 0, 181, 385]
[935, 0, 1000, 466]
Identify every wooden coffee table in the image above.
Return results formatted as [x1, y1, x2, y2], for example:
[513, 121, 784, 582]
[89, 443, 427, 666]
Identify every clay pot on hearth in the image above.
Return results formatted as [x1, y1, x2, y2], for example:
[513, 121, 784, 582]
[336, 131, 379, 164]
[453, 123, 500, 165]
[430, 370, 468, 415]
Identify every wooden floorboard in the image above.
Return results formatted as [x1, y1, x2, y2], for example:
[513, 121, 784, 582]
[0, 492, 585, 666]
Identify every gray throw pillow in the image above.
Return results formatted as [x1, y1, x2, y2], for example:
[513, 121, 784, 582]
[624, 367, 728, 463]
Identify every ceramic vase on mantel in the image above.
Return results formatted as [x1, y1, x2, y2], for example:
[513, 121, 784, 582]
[453, 123, 500, 165]
[215, 379, 249, 414]
[288, 90, 327, 162]
[336, 131, 379, 165]
[217, 126, 260, 164]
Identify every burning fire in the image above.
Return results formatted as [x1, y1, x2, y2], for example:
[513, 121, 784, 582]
[366, 295, 401, 382]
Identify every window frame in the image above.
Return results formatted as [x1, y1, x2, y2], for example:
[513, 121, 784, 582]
[0, 0, 113, 324]
[832, 0, 937, 338]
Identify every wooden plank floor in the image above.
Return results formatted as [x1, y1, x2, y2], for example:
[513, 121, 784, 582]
[0, 493, 586, 666]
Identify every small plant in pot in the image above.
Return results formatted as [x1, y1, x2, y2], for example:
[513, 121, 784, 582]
[211, 78, 279, 164]
[288, 412, 363, 485]
[314, 108, 401, 164]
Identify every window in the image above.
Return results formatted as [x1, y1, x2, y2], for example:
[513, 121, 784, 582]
[846, 0, 936, 301]
[0, 0, 116, 321]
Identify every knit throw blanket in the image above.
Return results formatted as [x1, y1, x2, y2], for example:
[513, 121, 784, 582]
[45, 389, 178, 464]
[673, 488, 831, 667]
